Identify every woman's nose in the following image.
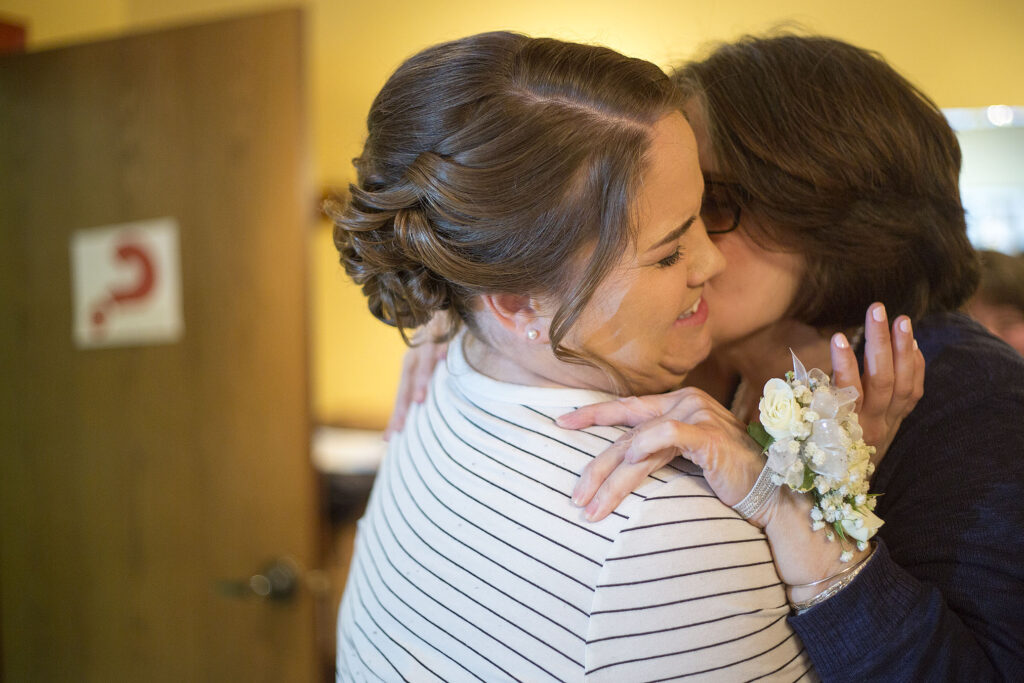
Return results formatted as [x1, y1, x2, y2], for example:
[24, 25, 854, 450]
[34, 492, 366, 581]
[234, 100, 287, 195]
[689, 221, 726, 287]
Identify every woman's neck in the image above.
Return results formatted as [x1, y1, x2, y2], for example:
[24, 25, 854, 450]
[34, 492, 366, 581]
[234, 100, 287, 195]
[713, 319, 836, 421]
[462, 330, 614, 392]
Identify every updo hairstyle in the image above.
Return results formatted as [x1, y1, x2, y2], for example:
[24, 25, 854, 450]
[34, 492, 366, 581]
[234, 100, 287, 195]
[675, 34, 979, 328]
[330, 31, 683, 362]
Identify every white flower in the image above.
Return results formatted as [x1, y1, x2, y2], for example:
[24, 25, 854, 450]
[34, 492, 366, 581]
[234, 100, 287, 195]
[782, 462, 807, 489]
[807, 419, 850, 478]
[791, 420, 812, 440]
[759, 378, 802, 440]
[758, 352, 885, 555]
[766, 438, 799, 475]
[840, 550, 854, 563]
[840, 508, 884, 543]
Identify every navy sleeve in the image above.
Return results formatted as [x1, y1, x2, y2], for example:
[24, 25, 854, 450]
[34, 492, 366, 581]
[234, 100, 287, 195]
[790, 385, 1024, 682]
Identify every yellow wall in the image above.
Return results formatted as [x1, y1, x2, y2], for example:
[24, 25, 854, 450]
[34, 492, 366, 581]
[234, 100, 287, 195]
[5, 0, 1023, 427]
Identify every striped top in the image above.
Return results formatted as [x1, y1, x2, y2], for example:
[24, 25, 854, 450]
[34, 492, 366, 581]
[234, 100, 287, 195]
[337, 336, 814, 682]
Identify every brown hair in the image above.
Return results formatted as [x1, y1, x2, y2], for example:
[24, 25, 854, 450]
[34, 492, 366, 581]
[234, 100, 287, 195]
[329, 31, 682, 364]
[674, 34, 979, 328]
[975, 250, 1024, 313]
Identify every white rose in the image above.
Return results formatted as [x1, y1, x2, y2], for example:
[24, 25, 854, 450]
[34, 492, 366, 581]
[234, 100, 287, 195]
[759, 378, 802, 440]
[840, 508, 884, 543]
[766, 438, 798, 475]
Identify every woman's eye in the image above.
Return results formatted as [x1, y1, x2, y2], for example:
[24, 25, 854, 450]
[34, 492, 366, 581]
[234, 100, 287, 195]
[656, 246, 683, 268]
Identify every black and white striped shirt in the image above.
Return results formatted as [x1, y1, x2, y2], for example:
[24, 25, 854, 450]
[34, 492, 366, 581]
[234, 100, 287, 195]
[337, 337, 814, 682]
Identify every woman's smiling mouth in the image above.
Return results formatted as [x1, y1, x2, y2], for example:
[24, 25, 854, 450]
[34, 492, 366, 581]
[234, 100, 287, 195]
[676, 296, 708, 326]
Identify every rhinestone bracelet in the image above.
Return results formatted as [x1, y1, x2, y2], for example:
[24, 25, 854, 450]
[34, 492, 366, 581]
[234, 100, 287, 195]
[731, 459, 779, 520]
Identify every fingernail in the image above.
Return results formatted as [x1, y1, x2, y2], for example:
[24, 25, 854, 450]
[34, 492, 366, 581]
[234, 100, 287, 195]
[571, 484, 584, 506]
[833, 332, 849, 349]
[584, 500, 600, 521]
[899, 318, 911, 334]
[556, 413, 575, 428]
[872, 304, 886, 323]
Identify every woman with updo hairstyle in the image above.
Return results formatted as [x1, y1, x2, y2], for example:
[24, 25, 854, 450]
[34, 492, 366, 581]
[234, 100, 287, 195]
[332, 31, 820, 680]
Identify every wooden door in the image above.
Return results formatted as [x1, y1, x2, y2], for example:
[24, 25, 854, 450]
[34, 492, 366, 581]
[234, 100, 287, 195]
[0, 9, 321, 681]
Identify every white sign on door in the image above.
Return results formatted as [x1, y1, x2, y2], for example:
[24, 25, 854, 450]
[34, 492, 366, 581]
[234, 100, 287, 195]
[70, 218, 184, 349]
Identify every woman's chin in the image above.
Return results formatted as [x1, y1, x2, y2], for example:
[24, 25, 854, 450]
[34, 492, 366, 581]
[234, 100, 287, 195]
[626, 363, 698, 396]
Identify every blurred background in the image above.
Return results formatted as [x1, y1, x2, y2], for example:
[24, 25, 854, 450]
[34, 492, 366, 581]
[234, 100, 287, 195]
[1, 0, 1021, 680]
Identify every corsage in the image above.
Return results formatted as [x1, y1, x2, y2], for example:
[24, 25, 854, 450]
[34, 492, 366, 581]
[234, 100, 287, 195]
[747, 351, 884, 561]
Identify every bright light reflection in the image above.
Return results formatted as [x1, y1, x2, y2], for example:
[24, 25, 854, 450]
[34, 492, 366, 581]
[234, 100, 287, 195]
[987, 105, 1014, 127]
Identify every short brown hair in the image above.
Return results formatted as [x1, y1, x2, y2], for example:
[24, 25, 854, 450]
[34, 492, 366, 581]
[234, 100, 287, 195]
[674, 34, 979, 328]
[330, 31, 682, 362]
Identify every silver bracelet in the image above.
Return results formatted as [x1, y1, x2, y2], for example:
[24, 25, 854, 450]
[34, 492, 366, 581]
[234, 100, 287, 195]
[790, 543, 877, 613]
[787, 544, 875, 589]
[731, 460, 778, 520]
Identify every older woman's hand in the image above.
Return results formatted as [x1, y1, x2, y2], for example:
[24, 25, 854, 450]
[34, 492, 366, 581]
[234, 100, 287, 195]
[831, 303, 925, 464]
[563, 302, 925, 522]
[383, 315, 451, 440]
[561, 388, 766, 523]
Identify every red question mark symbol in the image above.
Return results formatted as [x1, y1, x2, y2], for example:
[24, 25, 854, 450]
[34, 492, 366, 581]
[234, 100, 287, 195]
[91, 241, 157, 330]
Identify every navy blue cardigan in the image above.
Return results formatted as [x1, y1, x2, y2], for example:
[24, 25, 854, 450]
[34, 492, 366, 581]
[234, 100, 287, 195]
[790, 313, 1024, 681]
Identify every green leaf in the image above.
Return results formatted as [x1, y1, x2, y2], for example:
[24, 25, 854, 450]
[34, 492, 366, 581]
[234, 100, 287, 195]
[833, 521, 847, 542]
[747, 422, 774, 450]
[800, 466, 816, 491]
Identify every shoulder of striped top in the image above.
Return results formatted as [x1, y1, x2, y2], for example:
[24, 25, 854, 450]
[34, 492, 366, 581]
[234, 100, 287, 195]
[442, 330, 617, 408]
[583, 474, 792, 681]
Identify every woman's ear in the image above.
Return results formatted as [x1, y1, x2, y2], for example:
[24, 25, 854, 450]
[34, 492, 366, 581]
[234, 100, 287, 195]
[478, 293, 551, 343]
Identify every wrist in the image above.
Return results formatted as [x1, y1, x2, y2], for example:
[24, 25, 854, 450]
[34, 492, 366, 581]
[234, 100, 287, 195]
[788, 542, 876, 609]
[749, 475, 802, 530]
[730, 455, 778, 526]
[762, 486, 871, 589]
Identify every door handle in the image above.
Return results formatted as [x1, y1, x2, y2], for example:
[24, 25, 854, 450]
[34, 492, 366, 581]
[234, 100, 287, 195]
[215, 557, 328, 602]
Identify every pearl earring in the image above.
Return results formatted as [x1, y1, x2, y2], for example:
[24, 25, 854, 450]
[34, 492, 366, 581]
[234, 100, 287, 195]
[526, 329, 539, 341]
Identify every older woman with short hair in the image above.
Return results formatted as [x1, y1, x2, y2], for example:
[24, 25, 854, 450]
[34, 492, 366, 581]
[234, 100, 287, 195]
[569, 35, 1024, 681]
